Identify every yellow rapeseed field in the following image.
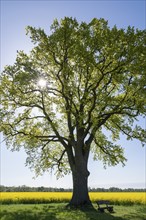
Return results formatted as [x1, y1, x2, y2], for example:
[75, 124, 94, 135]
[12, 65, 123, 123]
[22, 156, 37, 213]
[89, 192, 146, 205]
[0, 192, 145, 205]
[0, 192, 71, 204]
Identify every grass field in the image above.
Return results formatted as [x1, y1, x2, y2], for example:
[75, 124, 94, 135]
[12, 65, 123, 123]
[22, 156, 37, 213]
[0, 192, 145, 205]
[0, 203, 146, 220]
[0, 192, 145, 220]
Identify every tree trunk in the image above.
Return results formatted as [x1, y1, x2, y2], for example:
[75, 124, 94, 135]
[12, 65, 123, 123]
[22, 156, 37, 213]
[66, 140, 92, 208]
[69, 169, 91, 207]
[68, 149, 92, 207]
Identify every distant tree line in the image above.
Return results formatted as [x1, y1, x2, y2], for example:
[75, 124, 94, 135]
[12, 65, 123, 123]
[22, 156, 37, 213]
[88, 187, 146, 192]
[0, 185, 145, 192]
[0, 185, 72, 192]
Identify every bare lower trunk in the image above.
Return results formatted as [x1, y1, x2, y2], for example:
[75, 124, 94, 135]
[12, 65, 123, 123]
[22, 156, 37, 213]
[66, 141, 92, 208]
[69, 170, 91, 207]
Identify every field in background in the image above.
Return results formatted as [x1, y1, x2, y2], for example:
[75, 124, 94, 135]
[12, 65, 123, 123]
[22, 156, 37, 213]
[0, 192, 145, 205]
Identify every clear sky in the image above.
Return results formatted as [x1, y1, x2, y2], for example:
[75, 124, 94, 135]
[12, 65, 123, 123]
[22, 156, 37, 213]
[0, 0, 146, 189]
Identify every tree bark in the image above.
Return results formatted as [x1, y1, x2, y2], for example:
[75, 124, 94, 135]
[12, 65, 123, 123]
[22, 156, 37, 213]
[67, 148, 92, 207]
[69, 169, 91, 207]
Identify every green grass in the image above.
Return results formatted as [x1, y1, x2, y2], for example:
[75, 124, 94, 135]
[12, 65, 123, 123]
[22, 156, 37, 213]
[0, 203, 146, 220]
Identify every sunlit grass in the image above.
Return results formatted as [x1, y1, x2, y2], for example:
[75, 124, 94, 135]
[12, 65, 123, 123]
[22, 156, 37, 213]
[0, 204, 146, 220]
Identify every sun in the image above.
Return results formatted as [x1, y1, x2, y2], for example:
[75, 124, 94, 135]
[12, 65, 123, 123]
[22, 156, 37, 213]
[38, 78, 47, 88]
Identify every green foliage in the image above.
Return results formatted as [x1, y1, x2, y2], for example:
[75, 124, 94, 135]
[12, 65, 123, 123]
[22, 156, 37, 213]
[0, 17, 146, 176]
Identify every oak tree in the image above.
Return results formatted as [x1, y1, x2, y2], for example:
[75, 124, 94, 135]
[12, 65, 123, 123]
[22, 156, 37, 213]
[0, 17, 146, 207]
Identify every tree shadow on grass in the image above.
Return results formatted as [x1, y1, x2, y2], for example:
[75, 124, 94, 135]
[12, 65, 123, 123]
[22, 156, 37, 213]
[0, 204, 122, 220]
[78, 205, 124, 220]
[0, 206, 58, 220]
[1, 204, 145, 220]
[81, 205, 146, 220]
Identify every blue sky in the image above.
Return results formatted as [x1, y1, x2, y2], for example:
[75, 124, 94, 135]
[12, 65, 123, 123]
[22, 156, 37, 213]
[0, 0, 146, 189]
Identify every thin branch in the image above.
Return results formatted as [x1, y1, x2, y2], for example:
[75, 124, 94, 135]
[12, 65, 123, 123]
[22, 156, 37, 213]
[93, 137, 119, 164]
[40, 91, 68, 148]
[53, 149, 67, 172]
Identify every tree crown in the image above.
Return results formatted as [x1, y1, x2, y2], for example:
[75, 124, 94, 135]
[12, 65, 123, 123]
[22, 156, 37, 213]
[0, 17, 146, 176]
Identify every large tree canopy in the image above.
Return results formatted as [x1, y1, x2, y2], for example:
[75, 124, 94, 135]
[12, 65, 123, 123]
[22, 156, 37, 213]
[0, 17, 146, 206]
